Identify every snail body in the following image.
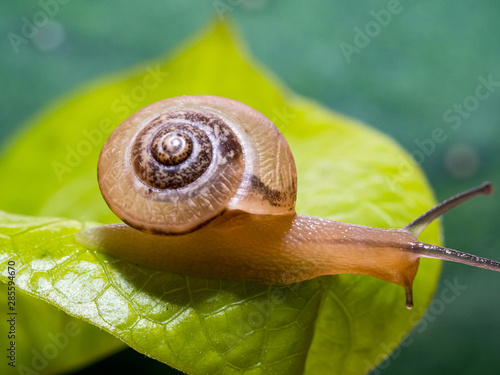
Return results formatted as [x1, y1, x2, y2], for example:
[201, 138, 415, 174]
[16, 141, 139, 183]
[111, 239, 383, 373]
[76, 95, 500, 309]
[79, 211, 421, 298]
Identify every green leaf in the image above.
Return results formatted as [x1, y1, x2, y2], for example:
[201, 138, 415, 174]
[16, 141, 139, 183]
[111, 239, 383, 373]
[0, 213, 125, 374]
[0, 22, 441, 374]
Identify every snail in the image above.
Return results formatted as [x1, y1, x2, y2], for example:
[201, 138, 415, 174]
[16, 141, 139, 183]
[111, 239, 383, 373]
[76, 95, 500, 309]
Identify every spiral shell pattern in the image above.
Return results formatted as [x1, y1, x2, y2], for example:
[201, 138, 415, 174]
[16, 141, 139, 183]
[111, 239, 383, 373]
[98, 96, 297, 233]
[132, 113, 215, 190]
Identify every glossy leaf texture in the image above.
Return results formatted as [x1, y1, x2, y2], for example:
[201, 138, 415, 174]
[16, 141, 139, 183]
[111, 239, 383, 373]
[0, 22, 441, 374]
[0, 214, 126, 374]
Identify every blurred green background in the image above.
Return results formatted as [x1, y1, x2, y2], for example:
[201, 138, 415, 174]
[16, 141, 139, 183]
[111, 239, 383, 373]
[1, 1, 499, 374]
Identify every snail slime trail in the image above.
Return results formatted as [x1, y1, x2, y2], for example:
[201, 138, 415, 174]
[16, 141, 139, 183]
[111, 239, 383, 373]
[76, 95, 500, 309]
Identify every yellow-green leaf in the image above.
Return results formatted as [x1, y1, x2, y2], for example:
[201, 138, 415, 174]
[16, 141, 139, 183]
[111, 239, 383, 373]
[0, 22, 441, 374]
[0, 213, 125, 374]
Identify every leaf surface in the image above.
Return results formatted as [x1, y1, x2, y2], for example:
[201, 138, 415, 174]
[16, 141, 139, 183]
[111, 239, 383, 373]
[0, 22, 441, 374]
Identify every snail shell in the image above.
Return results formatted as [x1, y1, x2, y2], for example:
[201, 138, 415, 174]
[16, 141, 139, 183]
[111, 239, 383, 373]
[98, 95, 297, 233]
